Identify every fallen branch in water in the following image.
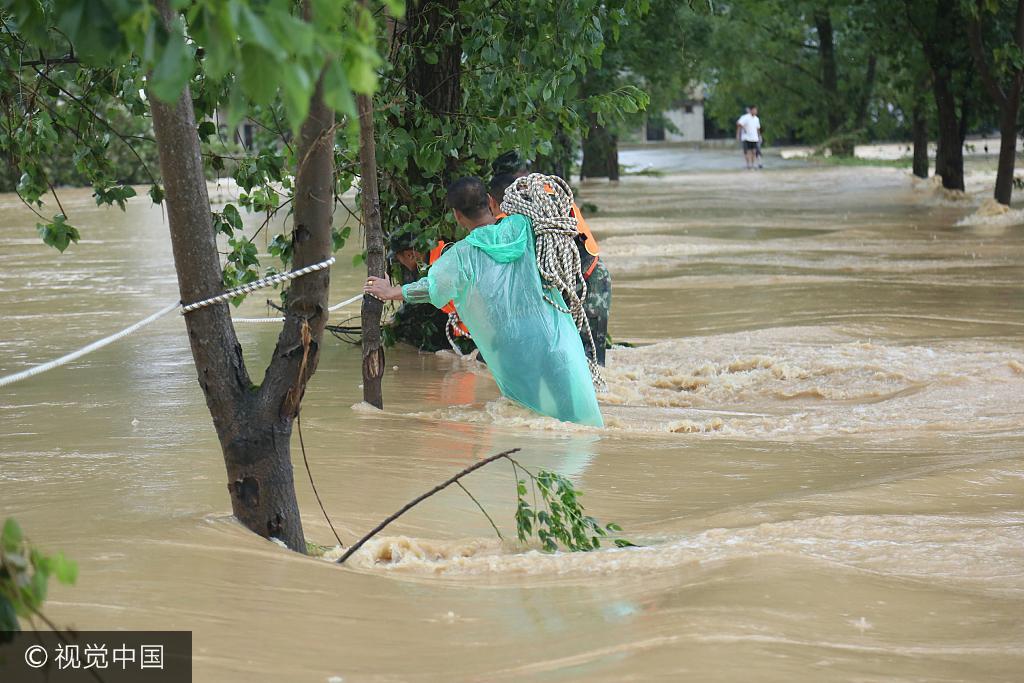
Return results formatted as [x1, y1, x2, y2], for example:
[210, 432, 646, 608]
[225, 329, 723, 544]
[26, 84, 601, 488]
[335, 448, 521, 563]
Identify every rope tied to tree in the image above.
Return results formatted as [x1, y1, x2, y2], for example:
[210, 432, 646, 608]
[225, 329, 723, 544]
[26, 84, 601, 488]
[499, 173, 606, 390]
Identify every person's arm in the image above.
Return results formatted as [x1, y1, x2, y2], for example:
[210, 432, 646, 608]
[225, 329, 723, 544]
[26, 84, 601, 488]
[364, 244, 467, 306]
[736, 120, 743, 140]
[364, 276, 404, 301]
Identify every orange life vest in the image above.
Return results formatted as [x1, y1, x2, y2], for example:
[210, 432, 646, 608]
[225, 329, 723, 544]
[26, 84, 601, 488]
[427, 241, 470, 337]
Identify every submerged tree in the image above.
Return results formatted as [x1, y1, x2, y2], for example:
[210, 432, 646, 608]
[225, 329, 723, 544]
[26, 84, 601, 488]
[1, 0, 384, 551]
[966, 0, 1024, 205]
[579, 0, 695, 179]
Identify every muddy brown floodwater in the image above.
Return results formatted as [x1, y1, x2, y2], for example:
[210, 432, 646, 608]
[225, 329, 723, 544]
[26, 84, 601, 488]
[1, 147, 1023, 682]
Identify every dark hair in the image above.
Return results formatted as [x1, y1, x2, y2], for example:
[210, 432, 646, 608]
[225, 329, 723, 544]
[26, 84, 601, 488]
[488, 172, 523, 204]
[446, 177, 490, 219]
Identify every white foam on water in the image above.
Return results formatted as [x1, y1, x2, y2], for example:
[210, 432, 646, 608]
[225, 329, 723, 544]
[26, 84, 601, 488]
[328, 513, 1024, 588]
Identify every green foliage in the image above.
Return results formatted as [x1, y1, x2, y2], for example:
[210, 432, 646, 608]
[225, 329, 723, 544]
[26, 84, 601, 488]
[93, 183, 136, 209]
[36, 214, 80, 252]
[1, 518, 77, 632]
[5, 0, 660, 323]
[511, 467, 633, 553]
[373, 0, 647, 252]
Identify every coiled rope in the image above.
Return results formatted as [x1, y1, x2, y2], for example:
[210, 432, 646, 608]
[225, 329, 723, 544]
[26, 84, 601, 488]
[499, 173, 605, 390]
[0, 257, 359, 389]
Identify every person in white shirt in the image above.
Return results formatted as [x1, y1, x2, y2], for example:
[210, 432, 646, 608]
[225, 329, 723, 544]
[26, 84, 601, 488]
[736, 106, 762, 170]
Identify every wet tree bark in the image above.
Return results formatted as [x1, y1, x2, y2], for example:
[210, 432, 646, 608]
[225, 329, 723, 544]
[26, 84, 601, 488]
[148, 0, 336, 552]
[814, 10, 849, 156]
[853, 55, 878, 133]
[993, 90, 1023, 204]
[404, 0, 462, 187]
[912, 99, 929, 179]
[358, 92, 385, 408]
[967, 0, 1024, 205]
[581, 114, 617, 180]
[932, 71, 965, 191]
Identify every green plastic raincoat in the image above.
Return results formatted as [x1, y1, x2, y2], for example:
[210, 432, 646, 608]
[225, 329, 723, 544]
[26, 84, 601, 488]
[402, 214, 604, 427]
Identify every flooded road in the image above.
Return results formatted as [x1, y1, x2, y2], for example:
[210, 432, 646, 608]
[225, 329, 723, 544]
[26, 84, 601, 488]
[2, 148, 1023, 681]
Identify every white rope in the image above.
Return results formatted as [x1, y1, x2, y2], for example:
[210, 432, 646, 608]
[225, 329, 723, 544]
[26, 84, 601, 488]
[500, 173, 606, 390]
[180, 257, 335, 313]
[445, 310, 471, 356]
[0, 257, 337, 388]
[0, 301, 180, 389]
[231, 292, 363, 324]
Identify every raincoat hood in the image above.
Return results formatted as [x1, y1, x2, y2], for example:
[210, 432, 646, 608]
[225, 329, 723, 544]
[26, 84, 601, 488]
[465, 215, 530, 263]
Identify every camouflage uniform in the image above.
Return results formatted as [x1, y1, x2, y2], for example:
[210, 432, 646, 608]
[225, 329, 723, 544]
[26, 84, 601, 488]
[579, 251, 611, 366]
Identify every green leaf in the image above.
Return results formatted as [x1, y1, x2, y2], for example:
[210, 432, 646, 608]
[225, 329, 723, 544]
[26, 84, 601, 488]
[55, 0, 124, 64]
[222, 204, 243, 231]
[148, 184, 165, 205]
[2, 519, 23, 552]
[239, 46, 278, 104]
[280, 65, 314, 128]
[237, 5, 287, 59]
[36, 215, 81, 253]
[149, 19, 194, 103]
[198, 120, 218, 142]
[322, 60, 357, 117]
[50, 553, 78, 585]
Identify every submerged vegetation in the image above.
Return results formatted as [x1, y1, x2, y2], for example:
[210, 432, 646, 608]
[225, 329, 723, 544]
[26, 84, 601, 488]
[334, 449, 632, 563]
[0, 518, 76, 632]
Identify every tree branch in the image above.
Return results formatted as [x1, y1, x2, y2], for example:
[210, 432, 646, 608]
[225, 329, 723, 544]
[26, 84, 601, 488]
[336, 448, 522, 563]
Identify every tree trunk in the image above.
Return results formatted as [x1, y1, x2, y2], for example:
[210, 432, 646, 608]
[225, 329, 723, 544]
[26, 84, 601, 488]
[608, 132, 620, 181]
[932, 71, 965, 191]
[912, 99, 929, 179]
[968, 0, 1024, 205]
[994, 80, 1022, 205]
[853, 55, 878, 132]
[535, 125, 574, 180]
[358, 93, 385, 408]
[581, 114, 614, 180]
[148, 0, 338, 552]
[404, 0, 462, 185]
[814, 10, 847, 154]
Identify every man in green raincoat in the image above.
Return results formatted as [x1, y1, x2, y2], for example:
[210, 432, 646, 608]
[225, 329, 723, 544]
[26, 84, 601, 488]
[364, 177, 603, 427]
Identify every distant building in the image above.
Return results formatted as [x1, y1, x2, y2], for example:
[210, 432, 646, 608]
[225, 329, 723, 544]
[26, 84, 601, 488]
[641, 85, 706, 143]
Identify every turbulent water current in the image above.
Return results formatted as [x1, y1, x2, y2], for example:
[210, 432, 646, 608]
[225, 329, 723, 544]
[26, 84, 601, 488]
[1, 148, 1022, 681]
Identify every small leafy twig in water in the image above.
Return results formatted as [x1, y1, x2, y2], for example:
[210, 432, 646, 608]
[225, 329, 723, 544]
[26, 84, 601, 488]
[336, 448, 522, 563]
[334, 448, 633, 565]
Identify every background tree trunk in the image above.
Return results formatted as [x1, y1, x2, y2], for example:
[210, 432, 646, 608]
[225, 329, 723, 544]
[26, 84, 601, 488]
[967, 0, 1024, 205]
[608, 132, 620, 181]
[814, 10, 849, 155]
[932, 72, 965, 191]
[912, 99, 929, 179]
[358, 93, 385, 408]
[404, 0, 462, 187]
[994, 84, 1022, 204]
[581, 114, 615, 180]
